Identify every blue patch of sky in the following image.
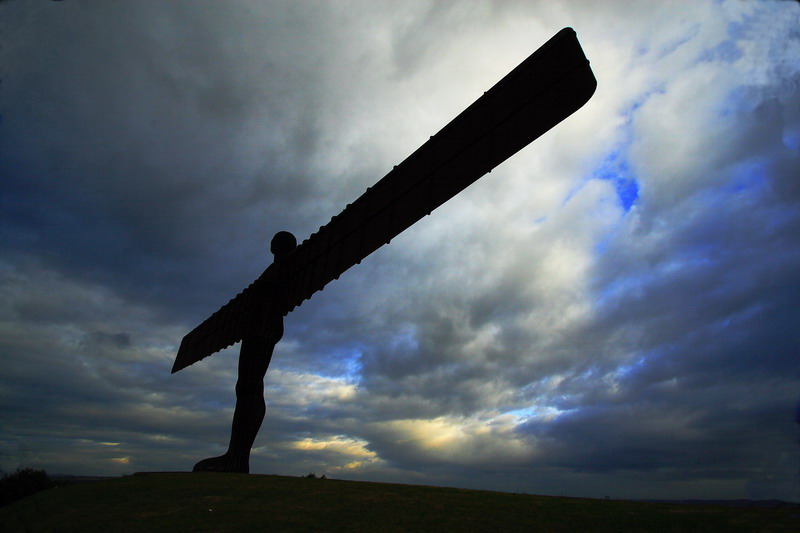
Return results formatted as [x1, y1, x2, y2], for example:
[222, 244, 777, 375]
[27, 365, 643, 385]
[613, 355, 648, 381]
[564, 143, 639, 217]
[592, 149, 639, 212]
[697, 38, 743, 64]
[592, 270, 647, 311]
[726, 156, 771, 194]
[593, 232, 614, 256]
[321, 326, 418, 382]
[654, 23, 701, 61]
[505, 404, 567, 423]
[343, 351, 363, 382]
[579, 91, 659, 216]
[328, 346, 364, 382]
[697, 20, 746, 65]
[784, 128, 800, 153]
[389, 324, 420, 353]
[631, 22, 700, 61]
[716, 85, 754, 118]
[505, 406, 536, 420]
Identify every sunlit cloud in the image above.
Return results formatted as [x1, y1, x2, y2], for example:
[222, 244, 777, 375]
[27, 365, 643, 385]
[289, 436, 381, 472]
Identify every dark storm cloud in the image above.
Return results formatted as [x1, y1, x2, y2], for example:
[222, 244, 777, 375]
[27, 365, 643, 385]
[0, 1, 351, 323]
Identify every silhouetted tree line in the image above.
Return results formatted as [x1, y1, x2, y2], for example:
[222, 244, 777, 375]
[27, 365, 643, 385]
[0, 468, 53, 507]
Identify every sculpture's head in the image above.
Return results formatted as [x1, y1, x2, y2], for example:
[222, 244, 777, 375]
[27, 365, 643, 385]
[270, 231, 297, 261]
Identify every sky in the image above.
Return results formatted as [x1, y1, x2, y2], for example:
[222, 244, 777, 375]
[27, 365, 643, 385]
[1, 0, 799, 501]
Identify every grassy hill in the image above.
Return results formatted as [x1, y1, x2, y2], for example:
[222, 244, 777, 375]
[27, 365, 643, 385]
[1, 472, 797, 532]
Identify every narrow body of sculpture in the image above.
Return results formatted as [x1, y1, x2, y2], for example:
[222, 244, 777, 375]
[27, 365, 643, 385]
[193, 232, 296, 472]
[173, 28, 597, 473]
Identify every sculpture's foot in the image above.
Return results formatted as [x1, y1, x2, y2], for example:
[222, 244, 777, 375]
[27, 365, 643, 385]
[192, 453, 249, 473]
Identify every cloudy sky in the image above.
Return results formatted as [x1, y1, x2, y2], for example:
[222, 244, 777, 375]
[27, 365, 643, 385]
[2, 0, 800, 501]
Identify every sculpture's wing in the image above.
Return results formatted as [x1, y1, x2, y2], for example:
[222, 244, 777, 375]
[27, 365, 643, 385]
[171, 277, 266, 373]
[172, 27, 596, 373]
[278, 27, 596, 315]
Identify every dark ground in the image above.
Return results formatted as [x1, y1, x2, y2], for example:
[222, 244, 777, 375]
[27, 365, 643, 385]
[1, 472, 798, 532]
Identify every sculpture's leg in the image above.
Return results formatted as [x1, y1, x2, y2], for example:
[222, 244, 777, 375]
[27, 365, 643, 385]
[193, 335, 276, 473]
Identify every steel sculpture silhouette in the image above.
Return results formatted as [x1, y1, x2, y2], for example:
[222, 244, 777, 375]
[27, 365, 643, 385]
[173, 28, 596, 473]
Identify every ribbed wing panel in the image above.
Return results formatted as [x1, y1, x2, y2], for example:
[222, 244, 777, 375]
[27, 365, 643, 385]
[172, 279, 259, 373]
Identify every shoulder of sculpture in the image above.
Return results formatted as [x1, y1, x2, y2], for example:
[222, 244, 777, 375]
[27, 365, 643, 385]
[254, 261, 290, 287]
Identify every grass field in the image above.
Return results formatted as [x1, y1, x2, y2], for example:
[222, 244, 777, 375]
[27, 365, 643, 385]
[1, 472, 798, 532]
